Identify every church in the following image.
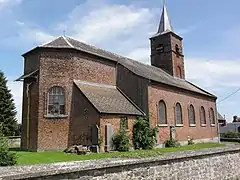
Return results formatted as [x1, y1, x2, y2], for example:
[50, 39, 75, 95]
[17, 4, 219, 151]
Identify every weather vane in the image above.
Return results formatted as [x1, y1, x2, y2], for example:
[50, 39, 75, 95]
[63, 30, 66, 37]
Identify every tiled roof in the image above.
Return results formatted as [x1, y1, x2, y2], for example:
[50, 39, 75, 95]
[15, 69, 39, 81]
[74, 80, 143, 116]
[25, 36, 216, 98]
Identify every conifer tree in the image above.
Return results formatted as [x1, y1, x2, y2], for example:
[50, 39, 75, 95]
[0, 70, 17, 137]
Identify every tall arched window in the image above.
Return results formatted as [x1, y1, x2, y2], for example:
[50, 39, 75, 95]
[158, 100, 167, 124]
[175, 103, 182, 125]
[188, 104, 196, 125]
[175, 44, 180, 54]
[209, 108, 215, 125]
[177, 66, 182, 78]
[47, 86, 65, 115]
[200, 106, 206, 125]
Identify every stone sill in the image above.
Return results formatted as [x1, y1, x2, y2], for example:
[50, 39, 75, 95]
[157, 124, 168, 127]
[189, 124, 196, 127]
[175, 124, 183, 127]
[44, 115, 68, 119]
[201, 124, 207, 127]
[211, 124, 216, 127]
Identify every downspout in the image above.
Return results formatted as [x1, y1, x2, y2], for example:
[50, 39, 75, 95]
[26, 82, 33, 150]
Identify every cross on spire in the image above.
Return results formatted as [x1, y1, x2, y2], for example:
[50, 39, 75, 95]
[157, 0, 173, 34]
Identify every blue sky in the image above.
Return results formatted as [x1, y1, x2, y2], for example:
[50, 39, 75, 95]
[1, 0, 240, 123]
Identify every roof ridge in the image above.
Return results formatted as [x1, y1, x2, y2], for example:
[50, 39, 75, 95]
[65, 36, 173, 78]
[39, 36, 61, 47]
[73, 80, 116, 89]
[66, 35, 125, 59]
[62, 36, 74, 48]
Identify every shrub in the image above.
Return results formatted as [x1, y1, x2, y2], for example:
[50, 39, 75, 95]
[112, 130, 130, 152]
[0, 136, 17, 166]
[222, 132, 240, 138]
[188, 138, 195, 145]
[132, 116, 157, 150]
[164, 139, 180, 148]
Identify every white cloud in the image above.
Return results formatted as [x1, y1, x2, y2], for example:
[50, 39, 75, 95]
[185, 58, 240, 90]
[57, 3, 153, 44]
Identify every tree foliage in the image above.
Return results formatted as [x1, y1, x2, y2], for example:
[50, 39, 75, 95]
[0, 70, 18, 136]
[132, 116, 157, 150]
[112, 117, 130, 152]
[0, 124, 17, 166]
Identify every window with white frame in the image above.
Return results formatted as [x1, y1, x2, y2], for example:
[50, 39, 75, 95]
[47, 86, 65, 115]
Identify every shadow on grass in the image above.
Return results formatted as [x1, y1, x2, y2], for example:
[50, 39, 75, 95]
[9, 147, 27, 152]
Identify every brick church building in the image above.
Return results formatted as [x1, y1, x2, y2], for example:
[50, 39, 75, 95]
[17, 4, 219, 151]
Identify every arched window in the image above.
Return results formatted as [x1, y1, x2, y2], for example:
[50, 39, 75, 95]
[175, 103, 182, 125]
[158, 100, 167, 124]
[200, 106, 206, 125]
[47, 86, 65, 115]
[175, 44, 180, 54]
[188, 104, 196, 125]
[209, 108, 215, 125]
[177, 66, 182, 78]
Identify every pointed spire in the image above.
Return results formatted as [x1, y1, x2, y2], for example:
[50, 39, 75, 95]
[157, 1, 173, 34]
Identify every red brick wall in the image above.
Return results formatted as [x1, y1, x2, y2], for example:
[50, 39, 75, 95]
[170, 33, 185, 79]
[32, 49, 116, 151]
[148, 84, 218, 143]
[68, 84, 99, 147]
[99, 115, 136, 151]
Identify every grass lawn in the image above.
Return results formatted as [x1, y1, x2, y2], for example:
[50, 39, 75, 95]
[9, 142, 226, 166]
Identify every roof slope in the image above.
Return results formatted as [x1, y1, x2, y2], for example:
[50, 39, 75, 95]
[25, 36, 216, 98]
[74, 80, 143, 115]
[217, 112, 225, 120]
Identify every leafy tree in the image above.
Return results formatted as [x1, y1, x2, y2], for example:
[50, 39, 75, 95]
[0, 70, 18, 136]
[132, 116, 157, 150]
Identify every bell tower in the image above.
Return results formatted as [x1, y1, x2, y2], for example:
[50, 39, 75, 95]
[150, 2, 185, 79]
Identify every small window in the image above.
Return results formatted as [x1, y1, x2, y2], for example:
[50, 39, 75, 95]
[175, 44, 180, 54]
[120, 117, 128, 130]
[175, 103, 183, 125]
[209, 108, 215, 125]
[158, 100, 167, 124]
[188, 104, 196, 125]
[156, 44, 164, 52]
[47, 86, 66, 115]
[200, 106, 206, 125]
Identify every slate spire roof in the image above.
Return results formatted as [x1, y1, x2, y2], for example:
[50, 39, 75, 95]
[22, 35, 216, 99]
[157, 2, 173, 34]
